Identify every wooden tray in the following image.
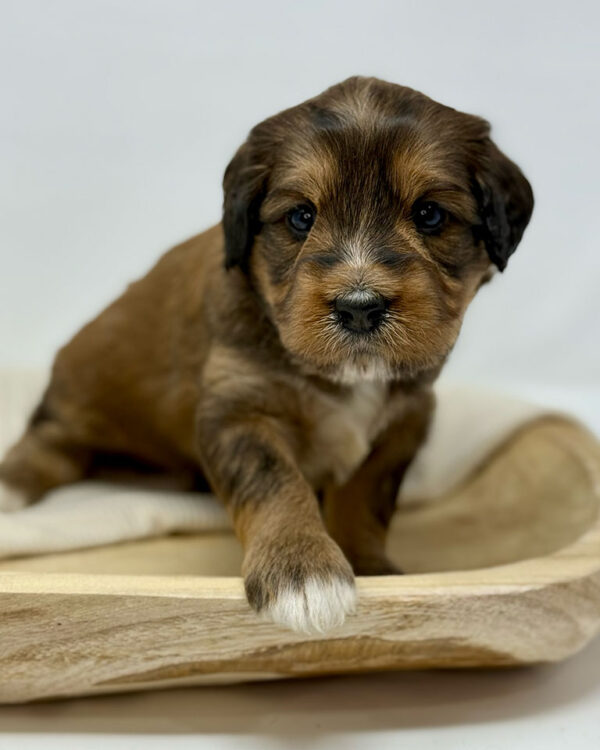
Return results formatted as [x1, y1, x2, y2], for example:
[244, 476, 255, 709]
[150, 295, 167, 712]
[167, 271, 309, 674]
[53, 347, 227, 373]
[1, 417, 600, 704]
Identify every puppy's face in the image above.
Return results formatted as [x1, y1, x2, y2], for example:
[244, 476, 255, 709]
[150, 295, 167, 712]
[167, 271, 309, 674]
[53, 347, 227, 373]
[223, 78, 533, 383]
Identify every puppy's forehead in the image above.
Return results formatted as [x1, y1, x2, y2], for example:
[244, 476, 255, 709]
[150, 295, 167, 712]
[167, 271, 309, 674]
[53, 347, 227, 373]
[270, 82, 475, 207]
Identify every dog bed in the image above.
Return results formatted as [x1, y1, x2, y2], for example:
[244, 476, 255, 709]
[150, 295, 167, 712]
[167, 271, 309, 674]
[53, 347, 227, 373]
[1, 368, 599, 703]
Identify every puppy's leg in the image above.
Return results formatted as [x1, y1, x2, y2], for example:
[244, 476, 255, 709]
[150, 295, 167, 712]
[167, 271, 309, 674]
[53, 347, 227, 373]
[0, 415, 91, 509]
[198, 411, 356, 633]
[323, 390, 434, 575]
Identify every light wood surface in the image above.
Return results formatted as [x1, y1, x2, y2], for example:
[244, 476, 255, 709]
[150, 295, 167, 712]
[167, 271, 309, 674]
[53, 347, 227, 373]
[1, 417, 600, 703]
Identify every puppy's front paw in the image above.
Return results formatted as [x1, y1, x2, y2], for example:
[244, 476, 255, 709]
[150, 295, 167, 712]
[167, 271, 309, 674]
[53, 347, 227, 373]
[0, 481, 29, 512]
[243, 532, 357, 634]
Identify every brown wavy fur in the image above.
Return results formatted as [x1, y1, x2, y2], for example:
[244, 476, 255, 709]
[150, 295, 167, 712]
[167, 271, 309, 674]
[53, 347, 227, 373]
[0, 77, 533, 625]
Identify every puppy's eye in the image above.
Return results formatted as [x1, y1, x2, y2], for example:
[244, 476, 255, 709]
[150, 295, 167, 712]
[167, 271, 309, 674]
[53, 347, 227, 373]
[412, 201, 446, 234]
[287, 204, 316, 237]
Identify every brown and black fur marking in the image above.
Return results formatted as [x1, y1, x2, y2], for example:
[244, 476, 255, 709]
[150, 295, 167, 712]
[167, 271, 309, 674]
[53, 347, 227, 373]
[0, 77, 533, 631]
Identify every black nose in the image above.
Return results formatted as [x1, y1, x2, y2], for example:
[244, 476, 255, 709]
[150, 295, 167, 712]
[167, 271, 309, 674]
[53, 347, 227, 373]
[334, 294, 387, 333]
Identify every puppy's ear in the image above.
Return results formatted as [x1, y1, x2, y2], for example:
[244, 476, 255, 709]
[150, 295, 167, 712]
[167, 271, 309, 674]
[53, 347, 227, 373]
[471, 138, 534, 271]
[222, 142, 269, 270]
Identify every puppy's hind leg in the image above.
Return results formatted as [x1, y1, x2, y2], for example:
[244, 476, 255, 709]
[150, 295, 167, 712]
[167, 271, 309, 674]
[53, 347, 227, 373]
[0, 407, 92, 510]
[0, 482, 29, 512]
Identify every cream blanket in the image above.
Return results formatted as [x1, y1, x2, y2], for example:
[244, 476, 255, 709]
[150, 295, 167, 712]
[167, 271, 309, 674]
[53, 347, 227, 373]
[0, 368, 554, 560]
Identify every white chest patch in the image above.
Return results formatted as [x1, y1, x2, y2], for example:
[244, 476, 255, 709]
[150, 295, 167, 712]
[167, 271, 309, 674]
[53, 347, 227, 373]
[301, 381, 390, 487]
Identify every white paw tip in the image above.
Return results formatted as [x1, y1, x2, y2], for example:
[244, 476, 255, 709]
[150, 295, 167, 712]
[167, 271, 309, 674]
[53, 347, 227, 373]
[265, 576, 357, 634]
[0, 482, 29, 512]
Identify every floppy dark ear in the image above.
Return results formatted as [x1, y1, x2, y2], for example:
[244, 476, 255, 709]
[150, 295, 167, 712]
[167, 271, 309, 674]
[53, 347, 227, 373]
[471, 139, 534, 271]
[222, 142, 268, 270]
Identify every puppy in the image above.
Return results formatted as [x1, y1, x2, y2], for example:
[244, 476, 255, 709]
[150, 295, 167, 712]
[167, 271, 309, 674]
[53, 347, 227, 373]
[0, 77, 533, 632]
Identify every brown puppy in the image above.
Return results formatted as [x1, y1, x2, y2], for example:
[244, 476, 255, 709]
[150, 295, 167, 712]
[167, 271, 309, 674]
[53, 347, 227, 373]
[0, 77, 533, 632]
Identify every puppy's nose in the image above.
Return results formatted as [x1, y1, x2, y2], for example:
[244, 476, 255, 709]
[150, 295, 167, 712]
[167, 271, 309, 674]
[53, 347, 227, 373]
[334, 294, 386, 333]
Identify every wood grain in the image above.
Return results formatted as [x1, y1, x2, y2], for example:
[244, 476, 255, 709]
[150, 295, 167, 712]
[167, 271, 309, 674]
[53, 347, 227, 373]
[1, 417, 599, 704]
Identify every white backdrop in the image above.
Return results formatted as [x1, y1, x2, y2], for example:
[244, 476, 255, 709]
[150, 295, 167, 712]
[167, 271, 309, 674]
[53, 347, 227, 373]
[1, 0, 599, 391]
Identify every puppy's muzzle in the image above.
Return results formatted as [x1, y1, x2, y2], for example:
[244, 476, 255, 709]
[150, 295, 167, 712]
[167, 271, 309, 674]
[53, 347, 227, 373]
[334, 292, 387, 333]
